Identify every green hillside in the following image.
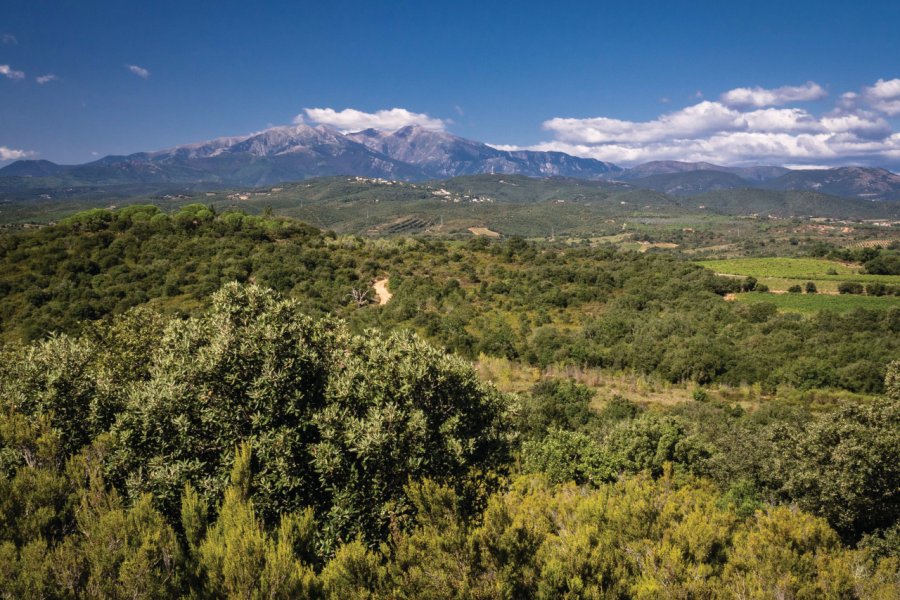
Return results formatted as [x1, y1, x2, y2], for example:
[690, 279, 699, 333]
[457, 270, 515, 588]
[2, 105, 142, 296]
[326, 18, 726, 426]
[1, 204, 898, 598]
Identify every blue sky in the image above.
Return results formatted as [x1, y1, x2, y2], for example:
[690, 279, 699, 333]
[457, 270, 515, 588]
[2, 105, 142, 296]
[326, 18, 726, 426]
[2, 0, 900, 167]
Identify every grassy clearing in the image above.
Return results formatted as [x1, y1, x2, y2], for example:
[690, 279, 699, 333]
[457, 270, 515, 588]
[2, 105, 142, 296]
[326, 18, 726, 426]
[476, 355, 702, 405]
[468, 226, 501, 237]
[733, 291, 900, 313]
[696, 257, 900, 284]
[474, 354, 875, 413]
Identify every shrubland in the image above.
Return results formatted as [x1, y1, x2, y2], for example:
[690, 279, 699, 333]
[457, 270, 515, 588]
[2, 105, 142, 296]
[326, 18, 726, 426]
[1, 205, 898, 394]
[0, 206, 898, 597]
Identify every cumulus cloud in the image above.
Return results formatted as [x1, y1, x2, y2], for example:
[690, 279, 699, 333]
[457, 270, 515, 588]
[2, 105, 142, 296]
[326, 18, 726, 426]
[299, 107, 447, 132]
[503, 79, 900, 168]
[0, 146, 34, 161]
[36, 74, 58, 84]
[0, 64, 25, 80]
[126, 64, 150, 78]
[1, 34, 17, 45]
[862, 78, 900, 116]
[720, 81, 827, 107]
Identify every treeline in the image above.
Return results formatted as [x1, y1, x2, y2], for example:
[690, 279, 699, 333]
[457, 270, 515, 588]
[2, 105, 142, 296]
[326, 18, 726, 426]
[810, 242, 900, 275]
[1, 206, 898, 395]
[1, 284, 897, 598]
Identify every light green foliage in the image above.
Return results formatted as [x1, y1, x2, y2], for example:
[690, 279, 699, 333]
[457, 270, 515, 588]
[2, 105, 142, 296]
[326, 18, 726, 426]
[722, 507, 856, 599]
[320, 539, 383, 600]
[886, 360, 900, 400]
[197, 443, 321, 599]
[523, 413, 709, 486]
[522, 429, 603, 485]
[0, 335, 99, 455]
[696, 257, 900, 284]
[344, 473, 880, 599]
[37, 457, 187, 599]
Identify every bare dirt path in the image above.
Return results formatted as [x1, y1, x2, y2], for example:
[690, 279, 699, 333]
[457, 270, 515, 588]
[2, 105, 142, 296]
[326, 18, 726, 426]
[373, 278, 392, 305]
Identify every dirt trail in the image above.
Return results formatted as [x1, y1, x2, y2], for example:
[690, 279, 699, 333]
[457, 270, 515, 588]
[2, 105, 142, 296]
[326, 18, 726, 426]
[373, 278, 392, 305]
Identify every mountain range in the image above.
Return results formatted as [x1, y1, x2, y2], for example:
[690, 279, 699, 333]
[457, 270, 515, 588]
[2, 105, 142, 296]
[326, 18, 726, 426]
[2, 124, 900, 201]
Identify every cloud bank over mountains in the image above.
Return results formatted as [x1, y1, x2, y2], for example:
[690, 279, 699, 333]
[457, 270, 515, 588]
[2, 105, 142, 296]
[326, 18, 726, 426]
[492, 79, 900, 168]
[300, 108, 447, 133]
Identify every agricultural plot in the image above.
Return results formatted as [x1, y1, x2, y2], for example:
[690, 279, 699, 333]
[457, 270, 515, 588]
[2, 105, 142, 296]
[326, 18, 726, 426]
[734, 291, 900, 313]
[696, 257, 900, 288]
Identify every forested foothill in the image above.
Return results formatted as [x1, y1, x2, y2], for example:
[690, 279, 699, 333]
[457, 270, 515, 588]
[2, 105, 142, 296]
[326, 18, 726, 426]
[0, 204, 898, 598]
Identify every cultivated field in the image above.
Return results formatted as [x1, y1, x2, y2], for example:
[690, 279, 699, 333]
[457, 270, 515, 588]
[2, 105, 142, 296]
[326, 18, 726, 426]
[733, 290, 900, 313]
[697, 257, 900, 291]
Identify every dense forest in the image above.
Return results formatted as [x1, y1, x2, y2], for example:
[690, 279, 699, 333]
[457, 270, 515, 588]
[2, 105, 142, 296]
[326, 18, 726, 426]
[0, 205, 898, 598]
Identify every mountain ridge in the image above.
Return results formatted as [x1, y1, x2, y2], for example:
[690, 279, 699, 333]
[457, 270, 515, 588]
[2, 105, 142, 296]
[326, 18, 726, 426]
[3, 126, 900, 201]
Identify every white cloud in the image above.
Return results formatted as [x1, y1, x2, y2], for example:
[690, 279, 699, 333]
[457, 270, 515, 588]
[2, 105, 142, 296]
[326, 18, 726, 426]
[1, 34, 17, 45]
[862, 78, 900, 116]
[300, 107, 447, 132]
[126, 64, 150, 79]
[512, 78, 900, 168]
[544, 101, 742, 144]
[0, 64, 25, 80]
[36, 74, 58, 84]
[0, 146, 34, 161]
[720, 81, 827, 107]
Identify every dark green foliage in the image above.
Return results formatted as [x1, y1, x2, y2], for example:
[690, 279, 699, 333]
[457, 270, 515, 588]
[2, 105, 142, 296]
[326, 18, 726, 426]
[1, 284, 514, 555]
[598, 394, 642, 422]
[518, 379, 596, 440]
[838, 281, 865, 294]
[768, 398, 900, 542]
[863, 251, 900, 275]
[866, 282, 888, 296]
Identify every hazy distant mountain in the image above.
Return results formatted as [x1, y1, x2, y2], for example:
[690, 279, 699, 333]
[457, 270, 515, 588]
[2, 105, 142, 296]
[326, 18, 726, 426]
[0, 124, 620, 191]
[761, 166, 900, 201]
[628, 170, 751, 196]
[618, 162, 900, 201]
[4, 128, 900, 202]
[0, 159, 68, 178]
[616, 160, 790, 182]
[686, 188, 898, 219]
